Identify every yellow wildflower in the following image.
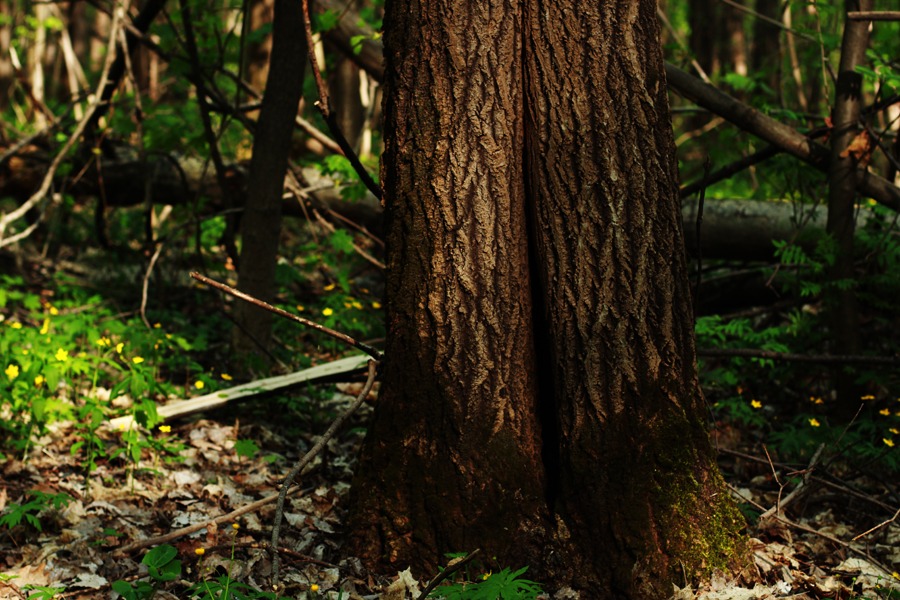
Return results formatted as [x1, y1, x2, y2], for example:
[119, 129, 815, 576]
[884, 438, 895, 448]
[232, 523, 239, 530]
[750, 399, 762, 409]
[880, 408, 890, 416]
[322, 308, 334, 316]
[344, 302, 352, 309]
[5, 364, 19, 381]
[371, 301, 382, 309]
[55, 348, 69, 362]
[159, 425, 171, 433]
[310, 584, 319, 592]
[194, 380, 205, 390]
[116, 342, 124, 354]
[890, 428, 899, 435]
[132, 356, 144, 365]
[10, 322, 22, 329]
[323, 283, 336, 291]
[34, 375, 45, 387]
[296, 305, 305, 312]
[96, 337, 111, 347]
[49, 306, 59, 316]
[482, 572, 492, 581]
[808, 418, 821, 427]
[153, 323, 161, 329]
[221, 373, 233, 381]
[861, 394, 875, 401]
[195, 548, 205, 556]
[39, 319, 50, 335]
[351, 301, 363, 310]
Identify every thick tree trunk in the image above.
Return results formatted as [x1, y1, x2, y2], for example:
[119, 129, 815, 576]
[346, 0, 551, 571]
[523, 1, 743, 595]
[347, 0, 745, 596]
[231, 0, 305, 371]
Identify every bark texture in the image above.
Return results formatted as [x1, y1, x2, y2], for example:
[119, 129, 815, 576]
[348, 0, 745, 596]
[523, 1, 743, 595]
[346, 0, 551, 571]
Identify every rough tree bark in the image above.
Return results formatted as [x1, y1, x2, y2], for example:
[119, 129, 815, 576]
[347, 0, 745, 597]
[523, 2, 745, 595]
[347, 0, 552, 571]
[230, 0, 305, 370]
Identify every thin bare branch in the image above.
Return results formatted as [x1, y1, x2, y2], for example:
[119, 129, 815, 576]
[270, 360, 377, 588]
[190, 272, 383, 360]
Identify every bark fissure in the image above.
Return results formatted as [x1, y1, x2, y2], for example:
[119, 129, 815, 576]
[350, 0, 745, 595]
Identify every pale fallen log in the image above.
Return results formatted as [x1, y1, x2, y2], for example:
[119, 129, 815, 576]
[106, 353, 372, 430]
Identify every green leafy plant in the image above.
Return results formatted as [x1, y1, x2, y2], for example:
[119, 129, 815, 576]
[112, 544, 182, 600]
[428, 567, 544, 600]
[0, 490, 72, 532]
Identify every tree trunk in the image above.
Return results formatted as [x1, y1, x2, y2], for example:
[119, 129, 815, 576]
[826, 0, 871, 415]
[244, 0, 274, 94]
[523, 1, 743, 595]
[346, 0, 552, 571]
[347, 0, 745, 596]
[231, 0, 305, 371]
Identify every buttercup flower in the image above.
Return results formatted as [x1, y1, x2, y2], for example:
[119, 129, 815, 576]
[195, 548, 205, 556]
[808, 418, 820, 427]
[55, 348, 69, 362]
[750, 400, 762, 409]
[132, 356, 144, 365]
[116, 342, 124, 354]
[322, 308, 334, 316]
[880, 408, 890, 416]
[194, 380, 205, 390]
[34, 375, 45, 387]
[884, 438, 895, 448]
[221, 373, 233, 381]
[159, 425, 171, 433]
[5, 364, 19, 381]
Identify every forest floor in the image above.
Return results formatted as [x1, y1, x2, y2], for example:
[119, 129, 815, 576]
[0, 380, 899, 600]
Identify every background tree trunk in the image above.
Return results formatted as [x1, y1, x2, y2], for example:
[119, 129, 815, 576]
[230, 0, 305, 371]
[826, 0, 871, 415]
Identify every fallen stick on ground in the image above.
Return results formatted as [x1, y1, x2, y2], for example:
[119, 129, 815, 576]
[106, 353, 371, 430]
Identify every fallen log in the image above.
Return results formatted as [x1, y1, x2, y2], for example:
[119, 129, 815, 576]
[106, 353, 371, 429]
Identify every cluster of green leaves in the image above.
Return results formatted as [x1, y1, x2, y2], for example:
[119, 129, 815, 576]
[113, 539, 280, 600]
[0, 275, 214, 474]
[0, 490, 72, 532]
[696, 212, 900, 471]
[428, 566, 544, 600]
